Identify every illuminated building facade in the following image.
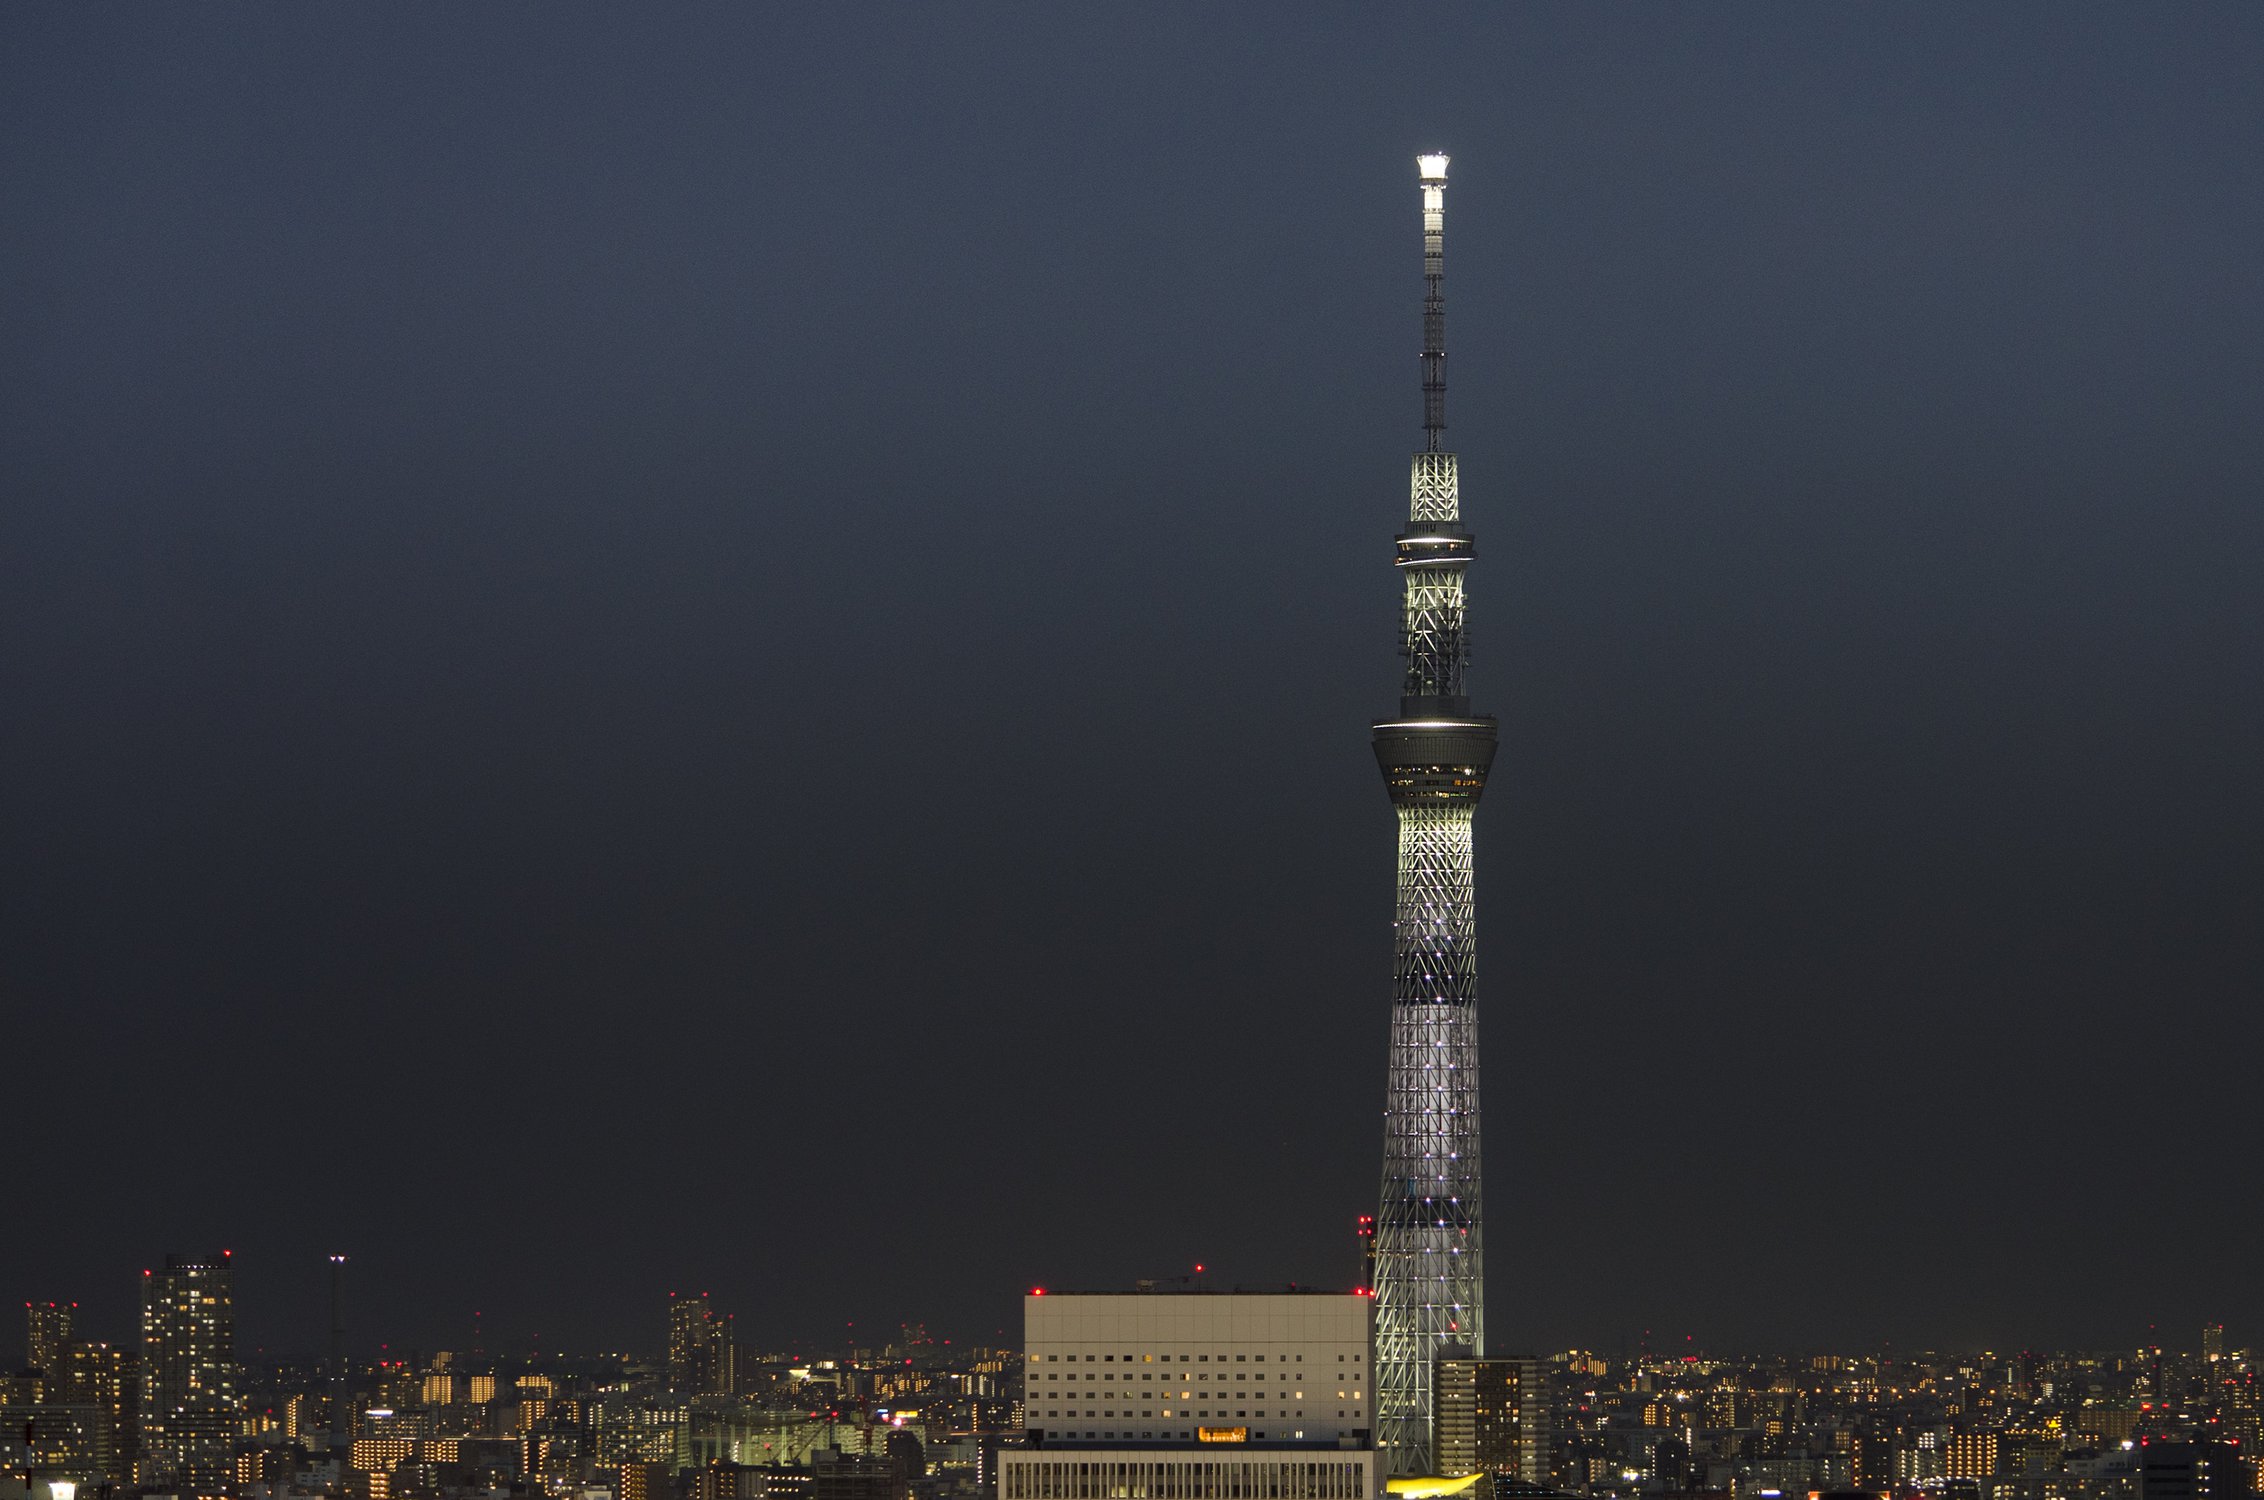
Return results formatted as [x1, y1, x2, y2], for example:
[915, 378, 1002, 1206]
[1001, 1291, 1377, 1500]
[351, 1437, 420, 1473]
[26, 1301, 74, 1376]
[0, 1339, 136, 1493]
[1370, 152, 1495, 1476]
[139, 1253, 239, 1495]
[671, 1291, 735, 1395]
[1943, 1432, 1999, 1481]
[621, 1459, 674, 1500]
[1019, 1291, 1372, 1447]
[1431, 1354, 1547, 1485]
[50, 1340, 140, 1487]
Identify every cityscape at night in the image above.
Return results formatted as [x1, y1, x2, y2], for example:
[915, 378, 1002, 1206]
[5, 11, 2258, 1500]
[6, 1277, 2256, 1500]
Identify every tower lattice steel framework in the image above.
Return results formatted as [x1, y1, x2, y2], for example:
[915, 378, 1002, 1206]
[1370, 152, 1497, 1477]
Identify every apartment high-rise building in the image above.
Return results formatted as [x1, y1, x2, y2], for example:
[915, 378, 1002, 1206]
[2139, 1440, 2253, 1500]
[1002, 1289, 1376, 1500]
[0, 1399, 102, 1491]
[51, 1340, 140, 1488]
[669, 1291, 734, 1395]
[140, 1252, 239, 1496]
[1944, 1433, 2000, 1482]
[696, 1459, 775, 1500]
[26, 1302, 75, 1376]
[1432, 1352, 1547, 1485]
[621, 1459, 674, 1500]
[3, 1309, 135, 1494]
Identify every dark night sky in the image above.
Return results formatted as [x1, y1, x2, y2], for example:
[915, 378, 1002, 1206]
[4, 5, 2260, 1362]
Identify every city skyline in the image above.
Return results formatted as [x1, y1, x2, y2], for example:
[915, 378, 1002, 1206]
[5, 4, 2261, 1360]
[19, 1275, 2254, 1500]
[18, 1269, 2252, 1369]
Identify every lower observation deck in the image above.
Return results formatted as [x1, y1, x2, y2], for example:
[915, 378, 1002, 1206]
[1371, 714, 1497, 806]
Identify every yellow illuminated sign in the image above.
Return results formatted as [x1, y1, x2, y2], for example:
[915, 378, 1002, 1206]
[1197, 1427, 1248, 1444]
[1384, 1478, 1486, 1499]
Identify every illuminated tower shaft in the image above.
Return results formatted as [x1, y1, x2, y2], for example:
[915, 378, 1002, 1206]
[1370, 152, 1496, 1477]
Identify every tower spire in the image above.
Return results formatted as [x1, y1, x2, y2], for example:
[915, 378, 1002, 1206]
[1419, 153, 1449, 452]
[1370, 150, 1498, 1477]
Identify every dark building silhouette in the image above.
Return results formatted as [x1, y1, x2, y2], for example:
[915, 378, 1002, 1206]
[2140, 1440, 2252, 1500]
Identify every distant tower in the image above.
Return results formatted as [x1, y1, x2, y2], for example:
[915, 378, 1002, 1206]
[327, 1254, 349, 1444]
[140, 1253, 238, 1494]
[25, 1301, 74, 1374]
[1370, 151, 1496, 1477]
[328, 1255, 347, 1377]
[666, 1291, 730, 1395]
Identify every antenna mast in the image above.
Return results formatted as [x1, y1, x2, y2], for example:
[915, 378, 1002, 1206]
[1419, 154, 1449, 452]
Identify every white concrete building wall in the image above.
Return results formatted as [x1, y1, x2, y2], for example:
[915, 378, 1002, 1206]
[999, 1452, 1377, 1500]
[1022, 1293, 1373, 1446]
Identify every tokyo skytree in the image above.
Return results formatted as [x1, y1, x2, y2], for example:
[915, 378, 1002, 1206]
[1370, 152, 1496, 1477]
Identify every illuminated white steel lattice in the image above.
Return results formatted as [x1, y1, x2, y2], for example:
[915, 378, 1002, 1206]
[1391, 806, 1476, 1004]
[1410, 453, 1458, 526]
[1368, 151, 1497, 1478]
[1401, 570, 1468, 703]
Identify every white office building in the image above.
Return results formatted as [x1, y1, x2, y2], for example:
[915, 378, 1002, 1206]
[1001, 1291, 1377, 1500]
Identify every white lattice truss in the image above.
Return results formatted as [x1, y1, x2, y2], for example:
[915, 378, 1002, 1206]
[1374, 805, 1483, 1474]
[1401, 568, 1468, 701]
[1410, 453, 1459, 526]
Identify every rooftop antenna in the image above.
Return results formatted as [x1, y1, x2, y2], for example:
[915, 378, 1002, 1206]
[1418, 153, 1450, 452]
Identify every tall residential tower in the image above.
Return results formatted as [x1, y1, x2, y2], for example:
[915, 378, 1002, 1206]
[140, 1253, 238, 1495]
[1370, 152, 1496, 1477]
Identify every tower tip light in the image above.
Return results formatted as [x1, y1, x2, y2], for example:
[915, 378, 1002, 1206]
[1417, 153, 1449, 181]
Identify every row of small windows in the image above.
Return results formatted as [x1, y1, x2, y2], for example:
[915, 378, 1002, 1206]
[1040, 1411, 1315, 1419]
[1031, 1431, 1307, 1447]
[1003, 1458, 1367, 1500]
[1037, 1409, 1359, 1419]
[1041, 1355, 1360, 1363]
[1044, 1375, 1338, 1386]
